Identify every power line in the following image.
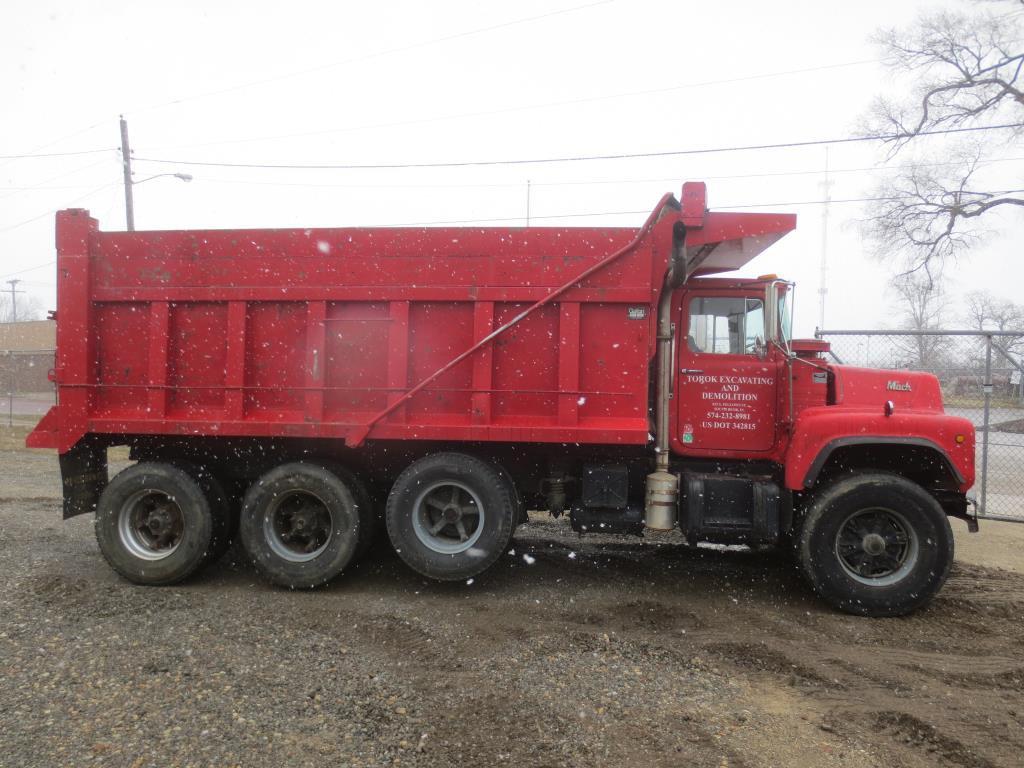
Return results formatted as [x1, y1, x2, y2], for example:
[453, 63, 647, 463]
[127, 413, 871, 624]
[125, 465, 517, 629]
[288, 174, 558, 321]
[0, 261, 56, 281]
[727, 194, 1024, 209]
[187, 155, 1024, 191]
[0, 120, 110, 170]
[388, 201, 819, 227]
[127, 0, 615, 115]
[0, 184, 111, 192]
[4, 188, 1020, 256]
[0, 56, 877, 167]
[0, 182, 118, 233]
[346, 189, 1024, 226]
[149, 58, 879, 151]
[0, 148, 114, 160]
[4, 280, 25, 321]
[0, 198, 929, 244]
[133, 122, 1024, 171]
[0, 195, 937, 248]
[0, 157, 114, 201]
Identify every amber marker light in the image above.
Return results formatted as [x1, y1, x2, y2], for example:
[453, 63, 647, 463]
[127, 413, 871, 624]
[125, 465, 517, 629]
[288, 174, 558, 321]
[955, 434, 966, 444]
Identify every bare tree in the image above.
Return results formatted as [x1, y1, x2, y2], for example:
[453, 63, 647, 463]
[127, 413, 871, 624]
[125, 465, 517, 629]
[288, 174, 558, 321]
[0, 293, 45, 323]
[964, 289, 1024, 356]
[889, 272, 951, 369]
[863, 1, 1024, 271]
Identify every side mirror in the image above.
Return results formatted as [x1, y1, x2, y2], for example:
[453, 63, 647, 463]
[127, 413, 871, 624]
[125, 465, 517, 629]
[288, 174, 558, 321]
[754, 336, 767, 360]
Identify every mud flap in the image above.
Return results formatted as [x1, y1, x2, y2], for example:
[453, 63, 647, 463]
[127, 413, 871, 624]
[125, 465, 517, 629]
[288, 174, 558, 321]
[964, 496, 980, 533]
[937, 491, 978, 533]
[59, 440, 108, 519]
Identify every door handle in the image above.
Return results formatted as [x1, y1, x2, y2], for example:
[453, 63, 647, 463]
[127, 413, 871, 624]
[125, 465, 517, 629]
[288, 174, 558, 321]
[680, 369, 704, 375]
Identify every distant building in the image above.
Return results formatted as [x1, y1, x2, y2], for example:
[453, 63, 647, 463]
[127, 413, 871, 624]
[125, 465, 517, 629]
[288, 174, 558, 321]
[0, 320, 55, 351]
[0, 320, 55, 393]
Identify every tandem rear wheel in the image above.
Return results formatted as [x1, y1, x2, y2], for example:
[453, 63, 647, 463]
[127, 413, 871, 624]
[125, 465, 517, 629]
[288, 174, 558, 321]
[95, 462, 217, 586]
[239, 462, 374, 589]
[385, 452, 518, 581]
[796, 473, 954, 617]
[166, 460, 238, 567]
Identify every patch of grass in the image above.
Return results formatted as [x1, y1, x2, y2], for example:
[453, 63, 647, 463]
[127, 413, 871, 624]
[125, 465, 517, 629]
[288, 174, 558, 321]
[0, 424, 40, 452]
[0, 425, 129, 460]
[943, 396, 1024, 410]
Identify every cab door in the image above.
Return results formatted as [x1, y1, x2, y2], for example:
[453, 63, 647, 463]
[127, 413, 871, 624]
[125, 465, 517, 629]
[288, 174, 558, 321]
[676, 292, 779, 453]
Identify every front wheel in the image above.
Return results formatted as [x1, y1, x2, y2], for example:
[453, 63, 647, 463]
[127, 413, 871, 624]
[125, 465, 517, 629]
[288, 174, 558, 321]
[797, 473, 954, 617]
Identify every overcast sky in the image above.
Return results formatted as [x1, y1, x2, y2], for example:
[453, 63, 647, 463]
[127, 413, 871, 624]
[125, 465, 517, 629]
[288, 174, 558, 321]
[2, 0, 1021, 337]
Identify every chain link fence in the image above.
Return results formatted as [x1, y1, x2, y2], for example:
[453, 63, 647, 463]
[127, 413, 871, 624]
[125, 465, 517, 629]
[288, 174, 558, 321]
[2, 349, 56, 427]
[816, 329, 1024, 523]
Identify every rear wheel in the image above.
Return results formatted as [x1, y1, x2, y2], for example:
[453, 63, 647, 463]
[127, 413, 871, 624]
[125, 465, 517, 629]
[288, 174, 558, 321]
[239, 462, 361, 589]
[797, 473, 953, 617]
[386, 453, 516, 581]
[323, 463, 377, 562]
[169, 461, 237, 566]
[95, 462, 214, 585]
[494, 461, 528, 528]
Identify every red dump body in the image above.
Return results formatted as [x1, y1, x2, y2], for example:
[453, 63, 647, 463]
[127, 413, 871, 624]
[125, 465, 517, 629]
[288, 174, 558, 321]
[29, 184, 795, 454]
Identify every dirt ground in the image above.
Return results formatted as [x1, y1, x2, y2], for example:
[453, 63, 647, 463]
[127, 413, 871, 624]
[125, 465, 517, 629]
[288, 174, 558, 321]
[2, 432, 1024, 768]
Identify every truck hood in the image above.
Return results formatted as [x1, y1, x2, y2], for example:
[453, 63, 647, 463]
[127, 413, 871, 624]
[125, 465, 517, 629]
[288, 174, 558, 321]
[830, 365, 945, 413]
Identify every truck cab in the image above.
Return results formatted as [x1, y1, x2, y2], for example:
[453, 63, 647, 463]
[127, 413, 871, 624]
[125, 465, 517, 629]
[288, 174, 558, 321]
[670, 274, 973, 497]
[651, 270, 976, 615]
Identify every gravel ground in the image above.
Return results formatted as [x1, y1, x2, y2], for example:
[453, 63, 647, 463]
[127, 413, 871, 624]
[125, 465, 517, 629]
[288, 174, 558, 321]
[2, 440, 1024, 768]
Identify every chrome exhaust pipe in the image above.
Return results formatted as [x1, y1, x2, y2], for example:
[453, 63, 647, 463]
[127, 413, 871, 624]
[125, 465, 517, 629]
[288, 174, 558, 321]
[645, 222, 685, 531]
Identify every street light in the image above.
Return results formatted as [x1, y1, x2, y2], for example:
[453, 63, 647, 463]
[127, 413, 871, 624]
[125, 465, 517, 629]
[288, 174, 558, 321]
[134, 172, 193, 186]
[119, 116, 194, 231]
[123, 171, 193, 231]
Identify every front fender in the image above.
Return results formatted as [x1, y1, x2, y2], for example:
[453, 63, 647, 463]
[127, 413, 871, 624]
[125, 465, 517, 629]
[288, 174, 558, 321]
[784, 407, 975, 492]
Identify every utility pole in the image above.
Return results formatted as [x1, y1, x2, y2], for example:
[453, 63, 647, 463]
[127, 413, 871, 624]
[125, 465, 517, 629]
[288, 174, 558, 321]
[817, 147, 834, 332]
[5, 279, 24, 323]
[120, 115, 135, 231]
[526, 179, 531, 227]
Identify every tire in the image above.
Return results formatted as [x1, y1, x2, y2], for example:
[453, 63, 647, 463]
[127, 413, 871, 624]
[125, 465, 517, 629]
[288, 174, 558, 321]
[321, 462, 377, 562]
[94, 462, 214, 586]
[386, 452, 516, 581]
[169, 461, 237, 566]
[797, 473, 954, 617]
[239, 462, 361, 589]
[494, 461, 528, 528]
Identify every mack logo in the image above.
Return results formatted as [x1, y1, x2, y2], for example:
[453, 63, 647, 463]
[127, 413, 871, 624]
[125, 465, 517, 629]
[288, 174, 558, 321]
[887, 381, 912, 392]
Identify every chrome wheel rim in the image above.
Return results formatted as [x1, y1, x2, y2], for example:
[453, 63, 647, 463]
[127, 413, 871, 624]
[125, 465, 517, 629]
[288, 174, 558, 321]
[834, 507, 919, 586]
[118, 489, 185, 561]
[263, 490, 333, 562]
[411, 481, 485, 555]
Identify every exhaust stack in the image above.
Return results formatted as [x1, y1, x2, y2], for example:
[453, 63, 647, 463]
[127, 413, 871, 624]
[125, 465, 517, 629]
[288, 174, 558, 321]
[644, 220, 686, 531]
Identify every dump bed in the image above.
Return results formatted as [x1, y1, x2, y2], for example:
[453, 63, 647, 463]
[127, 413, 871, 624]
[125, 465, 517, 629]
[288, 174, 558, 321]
[29, 185, 795, 453]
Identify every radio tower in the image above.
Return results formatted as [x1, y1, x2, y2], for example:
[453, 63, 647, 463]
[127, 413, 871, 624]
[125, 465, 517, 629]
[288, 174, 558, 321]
[817, 148, 833, 332]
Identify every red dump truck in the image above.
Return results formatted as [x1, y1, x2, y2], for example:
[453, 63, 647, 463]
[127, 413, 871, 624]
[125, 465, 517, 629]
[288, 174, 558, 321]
[28, 182, 977, 615]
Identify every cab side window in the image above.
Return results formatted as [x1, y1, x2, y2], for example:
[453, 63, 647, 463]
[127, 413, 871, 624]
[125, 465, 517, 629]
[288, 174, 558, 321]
[687, 296, 765, 355]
